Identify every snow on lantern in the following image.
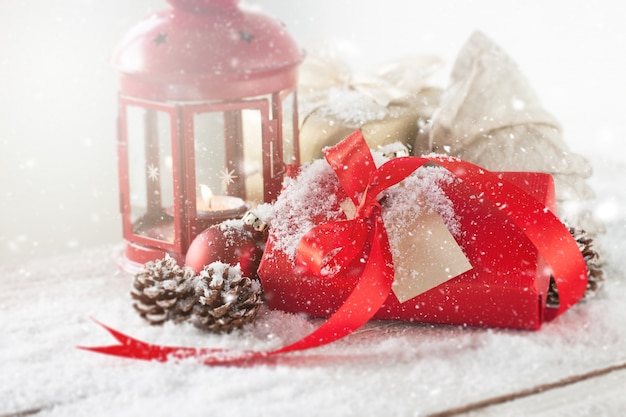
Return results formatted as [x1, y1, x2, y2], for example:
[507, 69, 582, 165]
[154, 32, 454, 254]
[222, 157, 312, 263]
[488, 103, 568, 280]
[114, 0, 303, 271]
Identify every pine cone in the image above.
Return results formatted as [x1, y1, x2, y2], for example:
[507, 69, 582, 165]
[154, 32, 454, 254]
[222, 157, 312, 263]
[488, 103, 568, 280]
[131, 255, 195, 325]
[192, 262, 263, 333]
[570, 227, 604, 298]
[546, 227, 604, 307]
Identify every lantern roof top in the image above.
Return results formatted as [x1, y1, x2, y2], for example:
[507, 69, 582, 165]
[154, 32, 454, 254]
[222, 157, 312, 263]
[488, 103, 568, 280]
[113, 0, 303, 101]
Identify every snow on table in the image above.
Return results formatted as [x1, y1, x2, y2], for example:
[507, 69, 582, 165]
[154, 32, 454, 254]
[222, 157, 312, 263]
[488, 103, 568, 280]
[1, 154, 625, 417]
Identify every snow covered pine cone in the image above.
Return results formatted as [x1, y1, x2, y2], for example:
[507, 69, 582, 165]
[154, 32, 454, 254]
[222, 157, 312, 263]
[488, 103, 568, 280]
[131, 255, 196, 325]
[192, 261, 263, 333]
[547, 227, 604, 307]
[570, 227, 604, 296]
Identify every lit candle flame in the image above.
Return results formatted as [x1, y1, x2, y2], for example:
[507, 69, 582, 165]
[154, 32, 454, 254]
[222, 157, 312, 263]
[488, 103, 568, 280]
[200, 184, 213, 209]
[164, 155, 173, 170]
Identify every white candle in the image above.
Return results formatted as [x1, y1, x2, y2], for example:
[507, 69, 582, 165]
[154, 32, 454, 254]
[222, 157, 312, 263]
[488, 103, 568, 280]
[196, 185, 246, 218]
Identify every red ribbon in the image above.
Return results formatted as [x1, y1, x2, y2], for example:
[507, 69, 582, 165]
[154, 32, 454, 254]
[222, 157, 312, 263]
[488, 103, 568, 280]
[80, 130, 587, 365]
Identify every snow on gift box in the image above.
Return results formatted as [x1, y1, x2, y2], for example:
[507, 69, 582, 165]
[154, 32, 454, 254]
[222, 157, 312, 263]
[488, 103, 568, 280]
[258, 130, 599, 331]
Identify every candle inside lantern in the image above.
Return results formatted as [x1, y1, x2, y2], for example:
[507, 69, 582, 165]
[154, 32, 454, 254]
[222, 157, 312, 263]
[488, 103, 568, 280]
[197, 184, 246, 211]
[195, 184, 248, 230]
[200, 184, 214, 209]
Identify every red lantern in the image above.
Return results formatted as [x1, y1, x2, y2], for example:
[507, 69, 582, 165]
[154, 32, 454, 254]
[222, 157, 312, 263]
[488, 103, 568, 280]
[114, 0, 303, 272]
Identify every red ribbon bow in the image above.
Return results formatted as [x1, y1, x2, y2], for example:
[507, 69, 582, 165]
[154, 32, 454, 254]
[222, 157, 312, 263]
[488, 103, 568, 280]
[80, 130, 587, 365]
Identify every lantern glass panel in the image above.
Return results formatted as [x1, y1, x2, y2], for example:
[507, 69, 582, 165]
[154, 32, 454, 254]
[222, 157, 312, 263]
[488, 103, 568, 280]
[193, 111, 227, 199]
[281, 91, 297, 165]
[193, 106, 267, 203]
[127, 105, 175, 243]
[241, 108, 263, 202]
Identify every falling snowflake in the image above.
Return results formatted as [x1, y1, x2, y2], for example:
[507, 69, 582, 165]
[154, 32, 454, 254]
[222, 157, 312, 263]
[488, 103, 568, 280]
[219, 168, 237, 190]
[147, 164, 159, 181]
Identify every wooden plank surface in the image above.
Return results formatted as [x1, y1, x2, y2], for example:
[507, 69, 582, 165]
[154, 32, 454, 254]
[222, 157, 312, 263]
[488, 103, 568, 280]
[430, 363, 626, 416]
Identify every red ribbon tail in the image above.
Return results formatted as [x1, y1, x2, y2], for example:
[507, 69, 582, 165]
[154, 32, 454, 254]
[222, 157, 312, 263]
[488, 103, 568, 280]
[79, 318, 272, 365]
[78, 318, 200, 362]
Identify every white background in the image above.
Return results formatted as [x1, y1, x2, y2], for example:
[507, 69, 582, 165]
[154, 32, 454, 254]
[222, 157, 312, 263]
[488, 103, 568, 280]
[1, 0, 624, 266]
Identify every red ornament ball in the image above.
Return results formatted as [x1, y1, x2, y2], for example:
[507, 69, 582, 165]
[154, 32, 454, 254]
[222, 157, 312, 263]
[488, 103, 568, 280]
[185, 221, 263, 279]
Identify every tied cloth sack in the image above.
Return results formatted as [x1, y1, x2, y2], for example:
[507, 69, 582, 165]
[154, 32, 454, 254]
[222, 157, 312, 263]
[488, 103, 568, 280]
[417, 31, 601, 235]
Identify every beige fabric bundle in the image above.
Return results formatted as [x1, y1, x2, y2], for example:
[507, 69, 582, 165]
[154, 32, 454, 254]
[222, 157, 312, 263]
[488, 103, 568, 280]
[421, 31, 599, 232]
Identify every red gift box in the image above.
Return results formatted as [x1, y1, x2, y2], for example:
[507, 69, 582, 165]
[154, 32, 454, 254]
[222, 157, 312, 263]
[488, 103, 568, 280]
[258, 131, 584, 331]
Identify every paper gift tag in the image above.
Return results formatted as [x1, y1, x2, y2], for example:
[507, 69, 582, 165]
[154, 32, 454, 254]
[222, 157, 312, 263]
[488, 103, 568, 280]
[341, 196, 472, 303]
[389, 204, 473, 303]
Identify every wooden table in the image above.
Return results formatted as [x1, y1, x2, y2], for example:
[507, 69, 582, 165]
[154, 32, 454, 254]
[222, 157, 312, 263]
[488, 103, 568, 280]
[1, 232, 625, 417]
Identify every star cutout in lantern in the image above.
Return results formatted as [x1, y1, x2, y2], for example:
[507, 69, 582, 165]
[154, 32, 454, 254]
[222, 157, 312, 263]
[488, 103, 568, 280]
[147, 164, 159, 181]
[153, 32, 168, 46]
[239, 30, 254, 43]
[219, 168, 237, 191]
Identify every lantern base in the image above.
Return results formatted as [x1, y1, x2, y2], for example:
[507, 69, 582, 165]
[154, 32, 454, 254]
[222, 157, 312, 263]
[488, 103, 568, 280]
[117, 241, 184, 274]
